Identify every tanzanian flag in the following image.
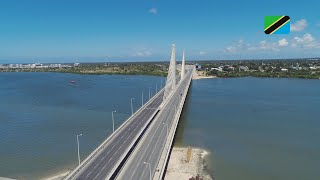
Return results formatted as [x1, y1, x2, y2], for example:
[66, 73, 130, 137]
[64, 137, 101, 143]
[264, 16, 290, 34]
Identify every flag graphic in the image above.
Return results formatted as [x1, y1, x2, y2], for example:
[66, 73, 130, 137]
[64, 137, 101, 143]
[264, 16, 290, 34]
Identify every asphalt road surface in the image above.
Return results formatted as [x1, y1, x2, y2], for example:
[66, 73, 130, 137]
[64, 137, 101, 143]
[116, 69, 193, 180]
[70, 90, 165, 180]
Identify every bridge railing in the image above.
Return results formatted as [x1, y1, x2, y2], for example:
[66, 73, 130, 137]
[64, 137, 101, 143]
[63, 86, 166, 180]
[154, 66, 195, 180]
[104, 76, 181, 180]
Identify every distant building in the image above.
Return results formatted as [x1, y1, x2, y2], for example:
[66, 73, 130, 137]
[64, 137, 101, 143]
[195, 64, 202, 69]
[49, 64, 62, 68]
[309, 66, 319, 70]
[211, 67, 223, 72]
[292, 66, 301, 70]
[281, 68, 288, 72]
[74, 63, 80, 67]
[239, 66, 249, 71]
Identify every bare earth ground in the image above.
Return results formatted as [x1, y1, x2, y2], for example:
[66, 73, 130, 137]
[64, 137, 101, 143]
[165, 147, 213, 180]
[0, 178, 17, 180]
[42, 171, 69, 180]
[192, 70, 217, 80]
[43, 147, 212, 180]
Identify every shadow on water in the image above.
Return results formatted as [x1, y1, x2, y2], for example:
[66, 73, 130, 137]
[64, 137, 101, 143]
[173, 81, 193, 147]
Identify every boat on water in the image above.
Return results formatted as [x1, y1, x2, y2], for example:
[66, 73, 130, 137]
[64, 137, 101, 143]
[70, 80, 76, 83]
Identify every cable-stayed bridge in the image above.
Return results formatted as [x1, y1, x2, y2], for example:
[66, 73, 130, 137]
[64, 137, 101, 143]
[64, 44, 195, 180]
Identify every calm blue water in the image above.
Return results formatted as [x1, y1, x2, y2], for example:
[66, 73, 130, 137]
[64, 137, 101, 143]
[176, 77, 320, 180]
[0, 72, 164, 179]
[1, 73, 320, 180]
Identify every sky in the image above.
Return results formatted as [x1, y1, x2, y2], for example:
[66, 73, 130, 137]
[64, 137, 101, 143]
[0, 0, 320, 63]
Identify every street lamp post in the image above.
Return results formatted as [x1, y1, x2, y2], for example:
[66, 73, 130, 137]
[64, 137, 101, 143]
[112, 110, 116, 133]
[156, 83, 158, 93]
[148, 87, 151, 99]
[76, 133, 82, 166]
[161, 80, 163, 89]
[131, 98, 135, 115]
[163, 122, 168, 138]
[143, 162, 152, 180]
[142, 91, 144, 107]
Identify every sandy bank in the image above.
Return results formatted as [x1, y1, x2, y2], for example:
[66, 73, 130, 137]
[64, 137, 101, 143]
[192, 71, 217, 80]
[42, 171, 69, 180]
[0, 177, 17, 180]
[165, 147, 213, 180]
[43, 147, 212, 180]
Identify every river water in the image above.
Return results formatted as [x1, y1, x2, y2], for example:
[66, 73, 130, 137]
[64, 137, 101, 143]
[0, 73, 319, 180]
[175, 77, 320, 180]
[0, 72, 164, 179]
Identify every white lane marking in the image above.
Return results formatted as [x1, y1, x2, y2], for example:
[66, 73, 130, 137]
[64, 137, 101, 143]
[89, 109, 154, 175]
[79, 88, 171, 178]
[93, 170, 102, 180]
[89, 102, 159, 177]
[128, 98, 176, 179]
[139, 104, 174, 179]
[122, 78, 191, 179]
[78, 96, 162, 178]
[103, 109, 154, 165]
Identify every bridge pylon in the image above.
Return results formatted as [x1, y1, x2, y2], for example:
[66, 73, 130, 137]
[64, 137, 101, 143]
[181, 50, 185, 79]
[163, 44, 176, 104]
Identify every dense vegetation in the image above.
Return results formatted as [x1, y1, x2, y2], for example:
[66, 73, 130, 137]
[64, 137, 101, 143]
[2, 59, 320, 79]
[195, 59, 320, 79]
[0, 63, 169, 77]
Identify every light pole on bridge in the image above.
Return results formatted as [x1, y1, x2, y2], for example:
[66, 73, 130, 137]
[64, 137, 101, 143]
[76, 133, 82, 166]
[163, 122, 169, 138]
[112, 110, 116, 133]
[141, 91, 144, 107]
[148, 87, 151, 100]
[143, 161, 152, 180]
[131, 98, 135, 115]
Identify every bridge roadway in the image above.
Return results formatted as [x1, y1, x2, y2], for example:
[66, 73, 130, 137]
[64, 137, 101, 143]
[66, 90, 165, 180]
[116, 67, 193, 180]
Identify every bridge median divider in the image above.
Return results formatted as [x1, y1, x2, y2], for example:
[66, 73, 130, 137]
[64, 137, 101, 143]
[64, 87, 165, 180]
[114, 76, 183, 179]
[114, 66, 194, 180]
[154, 67, 194, 180]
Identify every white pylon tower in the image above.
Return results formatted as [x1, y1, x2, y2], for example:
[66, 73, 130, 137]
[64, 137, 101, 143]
[181, 50, 185, 78]
[163, 44, 176, 102]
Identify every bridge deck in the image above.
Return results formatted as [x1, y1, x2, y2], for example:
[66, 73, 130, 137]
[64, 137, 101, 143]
[116, 67, 194, 180]
[65, 90, 164, 180]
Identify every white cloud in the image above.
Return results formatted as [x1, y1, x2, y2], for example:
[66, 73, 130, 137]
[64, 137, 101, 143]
[149, 8, 157, 15]
[224, 33, 320, 58]
[224, 39, 250, 53]
[278, 38, 289, 47]
[225, 46, 236, 53]
[225, 39, 288, 53]
[133, 50, 152, 57]
[291, 33, 320, 48]
[199, 51, 206, 55]
[290, 19, 307, 32]
[247, 40, 279, 51]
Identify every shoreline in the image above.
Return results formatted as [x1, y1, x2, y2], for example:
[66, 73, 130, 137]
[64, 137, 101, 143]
[41, 147, 213, 180]
[1, 70, 319, 80]
[193, 70, 217, 80]
[192, 75, 218, 80]
[165, 147, 213, 180]
[41, 171, 69, 180]
[0, 70, 167, 77]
